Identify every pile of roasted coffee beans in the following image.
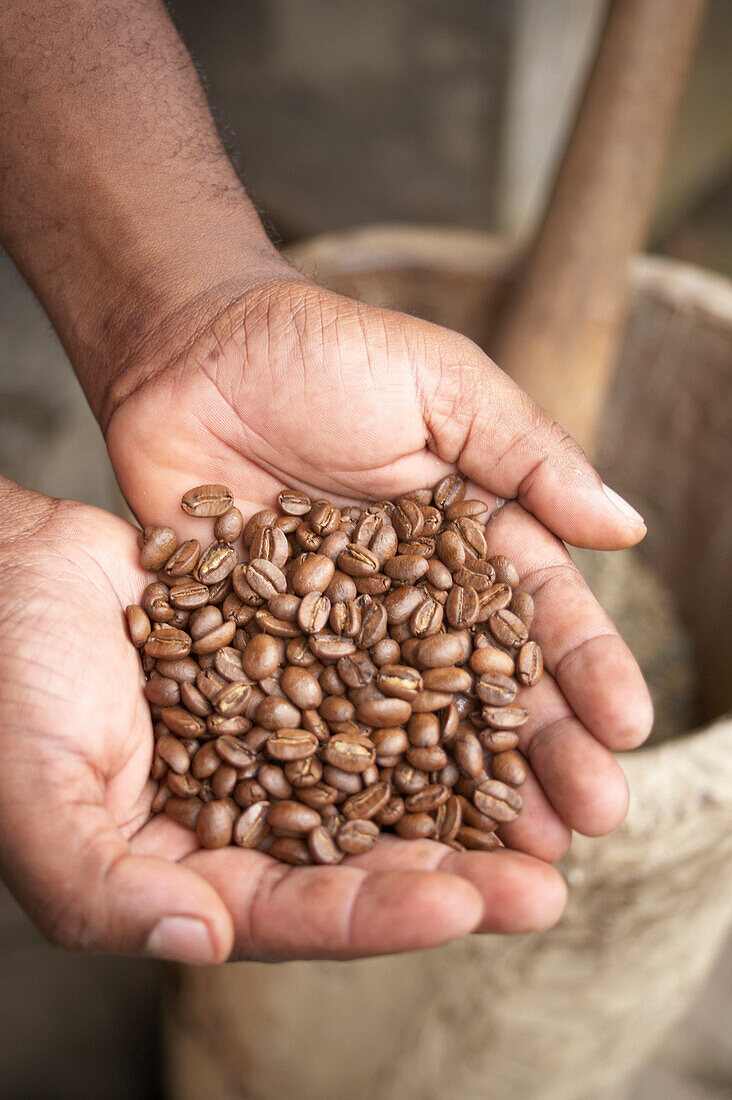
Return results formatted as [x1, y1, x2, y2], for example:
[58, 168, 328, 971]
[127, 478, 543, 865]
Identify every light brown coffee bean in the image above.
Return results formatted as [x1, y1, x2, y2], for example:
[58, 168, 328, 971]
[297, 782, 339, 809]
[145, 676, 180, 707]
[481, 703, 529, 729]
[139, 527, 178, 571]
[435, 794, 462, 841]
[278, 489, 312, 516]
[473, 778, 523, 822]
[488, 555, 520, 587]
[489, 609, 529, 648]
[267, 800, 322, 835]
[257, 696, 302, 730]
[281, 666, 323, 709]
[469, 646, 515, 676]
[144, 626, 191, 660]
[126, 605, 151, 647]
[433, 474, 466, 510]
[306, 824, 343, 864]
[516, 641, 543, 686]
[192, 619, 236, 655]
[297, 591, 331, 634]
[309, 633, 357, 660]
[509, 590, 534, 629]
[241, 634, 280, 680]
[266, 729, 318, 761]
[476, 672, 518, 707]
[376, 664, 422, 701]
[445, 499, 489, 520]
[292, 553, 336, 595]
[324, 733, 376, 774]
[337, 544, 380, 578]
[165, 795, 203, 830]
[269, 837, 312, 864]
[453, 518, 488, 560]
[491, 750, 528, 787]
[258, 764, 293, 800]
[412, 634, 464, 669]
[284, 756, 323, 788]
[407, 713, 440, 748]
[165, 539, 201, 577]
[457, 825, 500, 851]
[405, 784, 449, 813]
[422, 666, 472, 693]
[395, 812, 436, 839]
[342, 781, 391, 820]
[196, 800, 234, 847]
[355, 695, 412, 729]
[309, 501, 341, 536]
[454, 729, 484, 778]
[478, 729, 520, 752]
[337, 819, 380, 855]
[392, 498, 425, 540]
[383, 554, 429, 584]
[246, 558, 287, 600]
[406, 745, 447, 771]
[181, 484, 233, 517]
[192, 742, 222, 779]
[232, 802, 270, 848]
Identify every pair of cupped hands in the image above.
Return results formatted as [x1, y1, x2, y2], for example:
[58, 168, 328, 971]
[0, 266, 652, 966]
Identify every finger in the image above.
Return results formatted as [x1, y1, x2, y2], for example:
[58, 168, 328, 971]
[484, 502, 653, 750]
[184, 847, 483, 960]
[349, 837, 567, 933]
[0, 742, 233, 964]
[423, 343, 646, 549]
[494, 760, 571, 862]
[516, 670, 631, 836]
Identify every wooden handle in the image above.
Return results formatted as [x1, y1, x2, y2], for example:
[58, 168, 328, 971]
[491, 0, 706, 454]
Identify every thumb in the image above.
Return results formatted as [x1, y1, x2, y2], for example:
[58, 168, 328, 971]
[0, 749, 233, 964]
[424, 342, 646, 549]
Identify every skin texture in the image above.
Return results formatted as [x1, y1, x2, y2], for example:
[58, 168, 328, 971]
[0, 1, 653, 963]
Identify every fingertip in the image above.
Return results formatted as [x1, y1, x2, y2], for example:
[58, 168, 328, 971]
[480, 852, 568, 933]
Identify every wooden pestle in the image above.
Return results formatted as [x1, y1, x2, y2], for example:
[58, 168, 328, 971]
[490, 0, 706, 455]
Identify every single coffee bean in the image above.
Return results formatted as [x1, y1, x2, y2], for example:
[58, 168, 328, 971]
[478, 729, 520, 752]
[445, 498, 489, 520]
[473, 778, 523, 822]
[310, 501, 341, 536]
[337, 544, 380, 578]
[509, 590, 535, 630]
[454, 730, 484, 778]
[196, 800, 234, 848]
[409, 596, 443, 637]
[516, 640, 543, 686]
[165, 795, 203, 830]
[297, 591, 331, 634]
[481, 703, 529, 729]
[457, 825, 500, 851]
[139, 527, 178, 571]
[284, 756, 323, 788]
[307, 824, 343, 864]
[469, 645, 515, 677]
[144, 626, 191, 660]
[476, 672, 518, 707]
[354, 695, 412, 729]
[422, 666, 472, 693]
[267, 800, 322, 835]
[269, 837, 312, 865]
[233, 802, 270, 848]
[392, 498, 425, 540]
[324, 733, 376, 774]
[181, 484, 233, 517]
[192, 619, 236, 655]
[278, 489, 312, 516]
[246, 558, 287, 600]
[489, 609, 529, 649]
[142, 583, 174, 624]
[297, 782, 339, 809]
[309, 633, 357, 660]
[169, 580, 210, 610]
[267, 729, 318, 762]
[405, 784, 449, 813]
[292, 553, 336, 596]
[488, 555, 520, 587]
[435, 794, 462, 841]
[453, 517, 488, 560]
[395, 812, 436, 839]
[413, 634, 464, 669]
[145, 676, 180, 707]
[491, 750, 528, 787]
[433, 474, 466, 510]
[337, 819, 380, 855]
[165, 539, 201, 577]
[342, 781, 391, 820]
[258, 764, 293, 800]
[281, 666, 323, 709]
[406, 745, 448, 772]
[376, 664, 422, 701]
[241, 634, 280, 680]
[126, 605, 151, 647]
[257, 697, 302, 731]
[383, 554, 429, 584]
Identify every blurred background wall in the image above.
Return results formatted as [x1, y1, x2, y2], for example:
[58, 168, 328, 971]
[0, 2, 730, 1097]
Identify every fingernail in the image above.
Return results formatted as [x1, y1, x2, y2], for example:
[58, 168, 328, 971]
[601, 483, 645, 526]
[146, 916, 216, 965]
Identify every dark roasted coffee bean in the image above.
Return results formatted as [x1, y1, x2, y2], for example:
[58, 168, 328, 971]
[336, 651, 376, 688]
[516, 641, 543, 686]
[446, 584, 479, 628]
[374, 797, 405, 827]
[169, 580, 209, 611]
[410, 596, 443, 637]
[445, 498, 489, 521]
[384, 585, 424, 625]
[337, 819, 380, 855]
[211, 506, 242, 544]
[435, 529, 466, 569]
[476, 583, 513, 620]
[242, 508, 278, 549]
[145, 676, 180, 707]
[251, 524, 290, 569]
[297, 782, 339, 809]
[309, 501, 341, 536]
[142, 582, 174, 624]
[165, 795, 203, 830]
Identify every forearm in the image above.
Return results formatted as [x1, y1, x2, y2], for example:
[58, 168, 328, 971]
[0, 0, 285, 425]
